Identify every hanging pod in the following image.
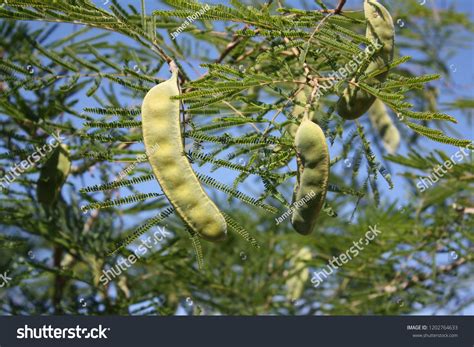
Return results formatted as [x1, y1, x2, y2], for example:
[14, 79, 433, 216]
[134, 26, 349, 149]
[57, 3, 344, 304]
[336, 0, 395, 120]
[368, 99, 400, 154]
[291, 120, 330, 235]
[286, 86, 318, 138]
[37, 143, 71, 207]
[286, 247, 312, 300]
[141, 70, 227, 242]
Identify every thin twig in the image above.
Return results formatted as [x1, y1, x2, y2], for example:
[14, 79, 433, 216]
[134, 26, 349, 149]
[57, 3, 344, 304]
[334, 0, 347, 15]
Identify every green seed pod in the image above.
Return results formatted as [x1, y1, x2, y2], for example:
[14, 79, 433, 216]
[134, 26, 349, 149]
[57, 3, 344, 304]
[37, 144, 71, 207]
[286, 247, 312, 301]
[141, 70, 227, 242]
[286, 86, 318, 138]
[424, 86, 439, 113]
[368, 99, 400, 154]
[291, 120, 330, 235]
[336, 0, 395, 120]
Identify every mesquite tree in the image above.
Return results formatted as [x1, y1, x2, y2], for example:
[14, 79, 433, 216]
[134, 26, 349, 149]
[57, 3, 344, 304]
[0, 0, 473, 315]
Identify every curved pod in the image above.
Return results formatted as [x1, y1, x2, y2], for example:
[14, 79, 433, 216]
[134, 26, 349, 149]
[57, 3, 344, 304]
[286, 247, 312, 300]
[291, 120, 329, 235]
[336, 0, 395, 120]
[37, 144, 71, 207]
[142, 71, 227, 241]
[286, 86, 318, 138]
[368, 99, 400, 154]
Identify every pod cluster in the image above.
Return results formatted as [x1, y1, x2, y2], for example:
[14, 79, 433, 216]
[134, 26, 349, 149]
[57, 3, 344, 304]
[336, 0, 395, 120]
[140, 1, 394, 241]
[285, 0, 396, 234]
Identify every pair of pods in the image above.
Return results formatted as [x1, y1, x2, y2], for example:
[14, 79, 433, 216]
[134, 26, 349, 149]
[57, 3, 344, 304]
[142, 72, 330, 239]
[336, 0, 395, 120]
[294, 0, 394, 232]
[285, 82, 330, 235]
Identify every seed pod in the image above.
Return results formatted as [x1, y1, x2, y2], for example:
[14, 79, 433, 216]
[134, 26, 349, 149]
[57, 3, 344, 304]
[141, 70, 227, 241]
[291, 120, 330, 235]
[286, 86, 317, 138]
[286, 247, 312, 301]
[37, 144, 71, 207]
[336, 0, 395, 120]
[368, 99, 400, 154]
[424, 86, 439, 112]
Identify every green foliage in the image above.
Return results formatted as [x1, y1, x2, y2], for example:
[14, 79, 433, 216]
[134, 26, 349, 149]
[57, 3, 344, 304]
[0, 0, 472, 316]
